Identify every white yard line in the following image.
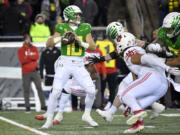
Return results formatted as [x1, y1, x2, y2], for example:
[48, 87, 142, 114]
[0, 116, 50, 135]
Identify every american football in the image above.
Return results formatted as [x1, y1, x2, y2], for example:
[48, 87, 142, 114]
[62, 32, 75, 45]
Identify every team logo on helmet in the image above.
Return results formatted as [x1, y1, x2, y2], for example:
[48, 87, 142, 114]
[115, 32, 135, 54]
[106, 22, 124, 41]
[63, 5, 82, 25]
[162, 12, 180, 38]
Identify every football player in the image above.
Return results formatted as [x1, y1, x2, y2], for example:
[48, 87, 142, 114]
[90, 22, 180, 133]
[41, 5, 98, 128]
[36, 52, 99, 125]
[94, 22, 165, 121]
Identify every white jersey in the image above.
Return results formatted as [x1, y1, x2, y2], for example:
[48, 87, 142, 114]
[123, 46, 164, 77]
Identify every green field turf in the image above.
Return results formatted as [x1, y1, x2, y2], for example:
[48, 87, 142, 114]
[0, 109, 180, 135]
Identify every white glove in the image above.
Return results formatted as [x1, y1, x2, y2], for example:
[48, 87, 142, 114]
[147, 43, 162, 53]
[166, 66, 180, 76]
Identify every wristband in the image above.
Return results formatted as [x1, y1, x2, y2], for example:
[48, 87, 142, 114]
[54, 37, 61, 44]
[81, 42, 89, 49]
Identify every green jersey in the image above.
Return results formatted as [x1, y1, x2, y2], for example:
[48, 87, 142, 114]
[55, 23, 91, 57]
[158, 27, 180, 56]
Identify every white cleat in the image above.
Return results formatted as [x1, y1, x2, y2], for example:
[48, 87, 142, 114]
[53, 112, 63, 124]
[41, 116, 53, 129]
[96, 109, 113, 122]
[127, 110, 147, 125]
[150, 102, 165, 119]
[82, 113, 98, 127]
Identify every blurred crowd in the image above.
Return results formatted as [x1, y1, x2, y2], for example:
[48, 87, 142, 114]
[0, 0, 110, 41]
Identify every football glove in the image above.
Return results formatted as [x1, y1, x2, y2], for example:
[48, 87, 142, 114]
[88, 56, 105, 64]
[146, 43, 162, 53]
[166, 66, 180, 76]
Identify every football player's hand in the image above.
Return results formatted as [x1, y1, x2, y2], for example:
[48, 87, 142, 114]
[166, 66, 180, 76]
[147, 43, 162, 53]
[62, 31, 75, 45]
[88, 56, 105, 64]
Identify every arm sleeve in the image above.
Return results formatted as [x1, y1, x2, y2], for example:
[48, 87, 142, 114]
[99, 50, 106, 74]
[141, 53, 167, 69]
[109, 51, 119, 59]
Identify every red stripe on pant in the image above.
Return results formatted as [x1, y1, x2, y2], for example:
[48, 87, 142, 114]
[121, 72, 152, 98]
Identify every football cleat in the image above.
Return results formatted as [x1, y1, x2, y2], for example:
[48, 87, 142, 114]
[53, 112, 63, 125]
[124, 120, 144, 133]
[127, 110, 147, 125]
[53, 120, 60, 125]
[35, 113, 47, 120]
[96, 109, 113, 122]
[150, 102, 165, 119]
[82, 113, 98, 127]
[41, 116, 53, 129]
[35, 115, 45, 120]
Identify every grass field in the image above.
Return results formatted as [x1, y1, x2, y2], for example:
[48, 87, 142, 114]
[0, 109, 180, 135]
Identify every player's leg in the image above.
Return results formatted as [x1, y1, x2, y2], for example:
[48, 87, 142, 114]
[121, 72, 167, 125]
[96, 73, 133, 122]
[96, 95, 121, 122]
[73, 66, 98, 126]
[150, 102, 165, 119]
[41, 61, 71, 128]
[53, 89, 70, 124]
[120, 73, 154, 125]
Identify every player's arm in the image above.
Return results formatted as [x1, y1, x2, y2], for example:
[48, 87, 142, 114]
[74, 32, 96, 51]
[86, 64, 99, 80]
[85, 33, 96, 50]
[165, 50, 180, 67]
[46, 32, 61, 47]
[130, 52, 167, 67]
[88, 51, 119, 64]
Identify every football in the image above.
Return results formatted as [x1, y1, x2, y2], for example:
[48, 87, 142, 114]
[62, 32, 75, 45]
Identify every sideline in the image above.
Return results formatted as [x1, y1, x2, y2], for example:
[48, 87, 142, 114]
[0, 116, 50, 135]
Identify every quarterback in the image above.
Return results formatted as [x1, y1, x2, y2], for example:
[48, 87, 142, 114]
[41, 5, 98, 128]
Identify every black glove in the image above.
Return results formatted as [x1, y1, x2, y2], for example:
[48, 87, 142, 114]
[88, 56, 105, 64]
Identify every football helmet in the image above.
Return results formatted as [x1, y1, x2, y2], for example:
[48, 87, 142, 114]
[106, 22, 124, 41]
[63, 5, 82, 24]
[115, 32, 135, 53]
[162, 12, 180, 38]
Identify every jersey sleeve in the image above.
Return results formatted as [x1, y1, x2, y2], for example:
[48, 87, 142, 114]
[81, 23, 91, 35]
[158, 28, 167, 41]
[123, 47, 145, 65]
[55, 23, 65, 35]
